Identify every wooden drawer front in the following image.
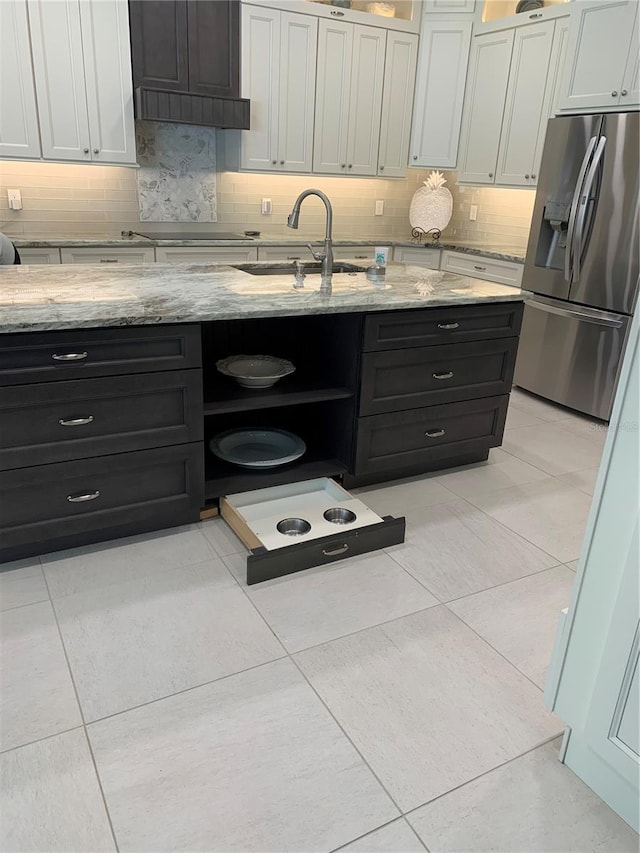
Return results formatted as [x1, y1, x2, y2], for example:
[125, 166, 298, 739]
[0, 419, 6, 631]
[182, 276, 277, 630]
[0, 370, 203, 470]
[363, 303, 523, 351]
[360, 339, 518, 415]
[60, 248, 156, 264]
[0, 444, 204, 555]
[440, 251, 523, 287]
[355, 395, 508, 477]
[0, 324, 201, 386]
[392, 247, 441, 268]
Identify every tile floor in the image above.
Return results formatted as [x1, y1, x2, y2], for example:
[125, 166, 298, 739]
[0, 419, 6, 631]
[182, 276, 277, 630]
[1, 388, 638, 852]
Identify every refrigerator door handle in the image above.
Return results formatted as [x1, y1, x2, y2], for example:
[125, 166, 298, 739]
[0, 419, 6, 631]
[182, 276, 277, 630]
[565, 135, 598, 283]
[573, 136, 607, 284]
[527, 298, 625, 328]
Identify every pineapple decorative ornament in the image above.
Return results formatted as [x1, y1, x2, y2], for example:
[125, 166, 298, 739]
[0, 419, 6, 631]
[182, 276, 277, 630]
[409, 171, 453, 242]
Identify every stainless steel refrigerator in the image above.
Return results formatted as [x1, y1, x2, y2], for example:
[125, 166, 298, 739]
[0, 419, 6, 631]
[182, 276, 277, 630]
[514, 112, 639, 421]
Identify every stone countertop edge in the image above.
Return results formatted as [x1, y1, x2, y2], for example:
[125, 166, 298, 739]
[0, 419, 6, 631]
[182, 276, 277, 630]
[0, 261, 530, 335]
[11, 235, 525, 265]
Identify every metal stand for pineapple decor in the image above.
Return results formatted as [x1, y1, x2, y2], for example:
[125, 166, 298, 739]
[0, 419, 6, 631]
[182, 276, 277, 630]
[411, 227, 442, 242]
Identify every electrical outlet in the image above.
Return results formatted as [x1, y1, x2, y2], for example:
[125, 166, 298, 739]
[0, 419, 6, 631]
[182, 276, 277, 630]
[7, 189, 22, 211]
[469, 204, 478, 221]
[261, 198, 272, 215]
[375, 200, 384, 216]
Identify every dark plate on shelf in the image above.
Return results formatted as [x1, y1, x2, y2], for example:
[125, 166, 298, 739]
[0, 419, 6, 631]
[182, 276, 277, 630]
[209, 428, 306, 469]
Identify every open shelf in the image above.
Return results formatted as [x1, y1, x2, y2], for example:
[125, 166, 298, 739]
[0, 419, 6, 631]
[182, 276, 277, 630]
[204, 455, 348, 500]
[203, 378, 353, 416]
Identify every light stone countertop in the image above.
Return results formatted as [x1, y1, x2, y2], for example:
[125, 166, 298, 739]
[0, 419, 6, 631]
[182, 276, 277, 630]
[10, 234, 525, 264]
[0, 261, 528, 334]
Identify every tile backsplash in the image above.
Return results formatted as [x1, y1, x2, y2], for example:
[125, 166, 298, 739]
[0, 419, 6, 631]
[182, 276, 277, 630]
[0, 125, 534, 249]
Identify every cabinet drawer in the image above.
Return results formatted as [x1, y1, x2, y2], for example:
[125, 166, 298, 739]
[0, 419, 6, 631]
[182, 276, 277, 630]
[392, 247, 441, 268]
[220, 478, 405, 585]
[0, 370, 203, 470]
[257, 246, 375, 262]
[17, 248, 61, 264]
[363, 303, 523, 351]
[360, 339, 518, 415]
[155, 246, 258, 263]
[355, 395, 508, 477]
[60, 248, 156, 264]
[0, 324, 201, 386]
[440, 251, 523, 287]
[0, 444, 204, 561]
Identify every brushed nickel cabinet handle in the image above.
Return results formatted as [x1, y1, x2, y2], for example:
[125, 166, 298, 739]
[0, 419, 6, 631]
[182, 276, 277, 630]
[286, 256, 301, 260]
[322, 543, 349, 556]
[93, 148, 99, 154]
[330, 8, 344, 14]
[621, 89, 628, 96]
[488, 172, 493, 178]
[612, 91, 618, 97]
[83, 147, 89, 154]
[272, 160, 277, 165]
[413, 155, 418, 161]
[52, 351, 88, 361]
[525, 174, 530, 179]
[425, 429, 445, 438]
[529, 11, 542, 17]
[59, 416, 94, 427]
[380, 165, 384, 170]
[437, 322, 459, 330]
[473, 264, 487, 271]
[433, 371, 454, 380]
[531, 173, 536, 179]
[355, 255, 368, 258]
[99, 258, 118, 263]
[67, 490, 100, 503]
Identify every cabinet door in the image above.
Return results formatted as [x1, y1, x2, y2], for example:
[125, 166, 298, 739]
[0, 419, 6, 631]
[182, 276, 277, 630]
[278, 12, 318, 172]
[559, 0, 637, 112]
[345, 25, 386, 176]
[128, 0, 189, 92]
[495, 20, 555, 187]
[17, 249, 61, 265]
[27, 0, 92, 162]
[240, 5, 280, 171]
[0, 0, 41, 159]
[378, 32, 418, 177]
[313, 20, 353, 175]
[60, 248, 156, 264]
[409, 21, 472, 169]
[155, 247, 258, 263]
[620, 7, 640, 109]
[457, 29, 514, 184]
[548, 16, 571, 119]
[80, 0, 136, 165]
[423, 0, 476, 11]
[186, 0, 240, 98]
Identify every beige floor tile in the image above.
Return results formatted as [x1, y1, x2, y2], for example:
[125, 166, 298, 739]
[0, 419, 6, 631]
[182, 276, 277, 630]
[0, 560, 48, 612]
[555, 466, 600, 496]
[0, 729, 115, 852]
[502, 422, 604, 476]
[434, 452, 549, 499]
[54, 559, 284, 721]
[353, 473, 457, 517]
[510, 388, 577, 422]
[88, 658, 398, 852]
[1, 601, 82, 752]
[407, 740, 639, 853]
[200, 516, 249, 556]
[566, 560, 579, 572]
[448, 565, 575, 688]
[469, 478, 592, 563]
[386, 499, 557, 601]
[296, 607, 561, 812]
[340, 819, 426, 852]
[504, 404, 547, 430]
[239, 551, 438, 653]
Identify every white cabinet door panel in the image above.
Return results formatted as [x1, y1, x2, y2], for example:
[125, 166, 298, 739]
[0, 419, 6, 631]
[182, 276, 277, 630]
[393, 247, 441, 268]
[548, 16, 570, 118]
[409, 21, 472, 169]
[423, 0, 475, 11]
[0, 0, 41, 159]
[278, 12, 317, 172]
[457, 29, 514, 184]
[28, 0, 91, 162]
[620, 7, 640, 109]
[495, 20, 555, 187]
[79, 0, 136, 165]
[240, 6, 280, 171]
[345, 25, 385, 176]
[60, 248, 156, 264]
[378, 32, 418, 177]
[17, 248, 61, 264]
[155, 247, 258, 263]
[313, 20, 353, 174]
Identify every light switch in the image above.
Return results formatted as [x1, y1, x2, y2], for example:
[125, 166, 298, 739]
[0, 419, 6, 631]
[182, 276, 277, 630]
[7, 189, 22, 210]
[261, 198, 272, 215]
[375, 200, 384, 216]
[469, 204, 478, 221]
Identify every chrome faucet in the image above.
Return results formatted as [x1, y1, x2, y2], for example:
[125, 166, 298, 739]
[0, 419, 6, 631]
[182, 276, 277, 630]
[287, 189, 334, 294]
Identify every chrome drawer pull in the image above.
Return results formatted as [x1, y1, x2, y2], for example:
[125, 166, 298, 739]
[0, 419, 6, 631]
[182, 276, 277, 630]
[99, 258, 118, 263]
[437, 322, 459, 330]
[59, 416, 94, 427]
[425, 429, 445, 438]
[473, 265, 487, 271]
[67, 490, 100, 503]
[52, 351, 88, 361]
[433, 371, 454, 380]
[286, 256, 301, 260]
[322, 543, 349, 557]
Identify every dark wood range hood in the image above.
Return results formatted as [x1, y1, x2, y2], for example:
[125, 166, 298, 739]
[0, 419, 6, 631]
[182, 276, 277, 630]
[128, 0, 249, 130]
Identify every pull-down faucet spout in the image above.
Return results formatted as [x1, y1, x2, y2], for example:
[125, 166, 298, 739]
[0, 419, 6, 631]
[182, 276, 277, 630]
[287, 189, 334, 294]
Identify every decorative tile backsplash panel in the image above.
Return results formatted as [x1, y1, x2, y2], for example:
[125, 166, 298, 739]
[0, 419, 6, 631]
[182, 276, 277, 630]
[136, 121, 217, 222]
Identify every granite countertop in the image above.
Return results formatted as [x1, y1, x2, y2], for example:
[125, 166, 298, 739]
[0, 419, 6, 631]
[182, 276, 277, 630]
[10, 234, 525, 264]
[0, 261, 528, 334]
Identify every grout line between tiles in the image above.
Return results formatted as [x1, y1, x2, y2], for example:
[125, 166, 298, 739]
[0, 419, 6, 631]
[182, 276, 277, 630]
[0, 594, 51, 614]
[441, 561, 566, 607]
[0, 724, 85, 757]
[328, 816, 429, 853]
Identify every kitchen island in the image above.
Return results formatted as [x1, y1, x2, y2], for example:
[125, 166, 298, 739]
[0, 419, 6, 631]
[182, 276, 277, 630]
[0, 261, 527, 567]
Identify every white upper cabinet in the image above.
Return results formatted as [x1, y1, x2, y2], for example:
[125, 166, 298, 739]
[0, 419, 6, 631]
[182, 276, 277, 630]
[378, 32, 418, 177]
[559, 0, 640, 112]
[240, 6, 317, 172]
[423, 0, 476, 12]
[26, 0, 136, 164]
[314, 20, 386, 176]
[409, 20, 472, 169]
[457, 29, 514, 184]
[0, 0, 41, 159]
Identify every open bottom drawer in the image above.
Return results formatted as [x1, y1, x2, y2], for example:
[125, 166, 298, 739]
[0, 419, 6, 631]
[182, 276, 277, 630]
[220, 478, 405, 585]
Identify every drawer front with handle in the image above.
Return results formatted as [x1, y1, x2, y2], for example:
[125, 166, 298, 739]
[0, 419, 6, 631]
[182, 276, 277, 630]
[360, 339, 518, 415]
[440, 250, 524, 287]
[0, 370, 203, 470]
[363, 303, 523, 351]
[355, 395, 509, 477]
[60, 248, 155, 264]
[0, 324, 201, 385]
[0, 444, 204, 561]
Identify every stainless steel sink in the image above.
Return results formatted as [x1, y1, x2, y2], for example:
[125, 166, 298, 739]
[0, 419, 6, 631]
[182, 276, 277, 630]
[232, 262, 366, 276]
